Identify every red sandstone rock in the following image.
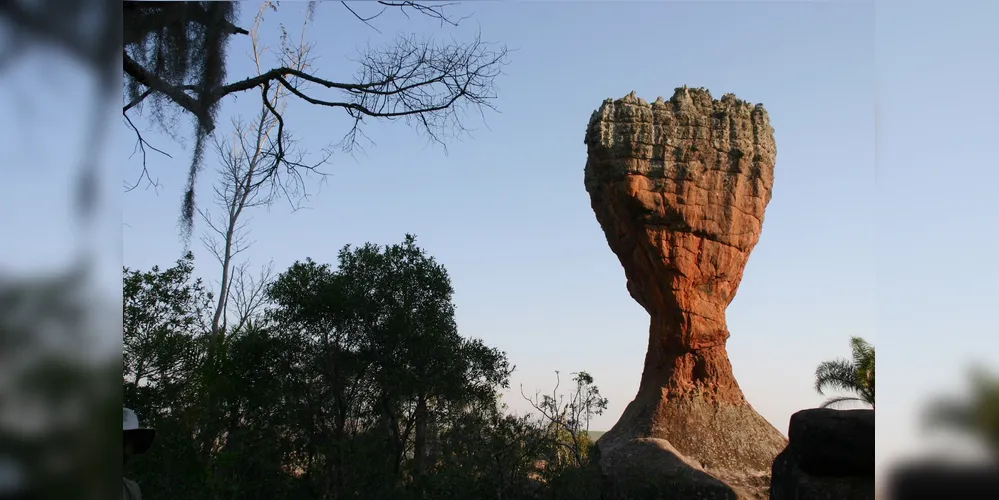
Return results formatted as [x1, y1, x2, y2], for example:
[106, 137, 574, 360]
[585, 87, 786, 499]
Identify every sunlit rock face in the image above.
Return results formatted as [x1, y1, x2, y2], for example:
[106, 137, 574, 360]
[584, 87, 785, 499]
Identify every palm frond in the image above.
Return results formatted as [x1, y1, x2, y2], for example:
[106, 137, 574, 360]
[849, 337, 872, 363]
[850, 336, 875, 382]
[819, 395, 870, 409]
[814, 337, 875, 408]
[814, 360, 858, 395]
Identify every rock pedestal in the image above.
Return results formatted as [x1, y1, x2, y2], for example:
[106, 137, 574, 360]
[584, 87, 785, 499]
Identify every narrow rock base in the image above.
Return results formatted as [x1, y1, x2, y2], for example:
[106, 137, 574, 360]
[595, 395, 786, 500]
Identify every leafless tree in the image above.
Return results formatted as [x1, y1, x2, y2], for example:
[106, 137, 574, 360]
[226, 260, 274, 333]
[198, 2, 328, 339]
[122, 1, 510, 236]
[521, 371, 609, 471]
[192, 3, 315, 452]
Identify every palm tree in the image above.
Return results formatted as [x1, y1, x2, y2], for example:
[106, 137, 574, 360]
[814, 336, 875, 409]
[924, 365, 999, 456]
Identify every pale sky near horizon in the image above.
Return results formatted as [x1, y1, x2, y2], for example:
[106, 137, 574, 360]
[1, 0, 997, 481]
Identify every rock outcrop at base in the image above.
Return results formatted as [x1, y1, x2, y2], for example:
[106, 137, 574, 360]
[770, 409, 875, 500]
[584, 87, 785, 499]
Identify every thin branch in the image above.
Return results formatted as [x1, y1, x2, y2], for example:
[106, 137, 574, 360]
[260, 81, 286, 169]
[122, 113, 168, 192]
[124, 33, 508, 149]
[121, 0, 506, 231]
[123, 51, 212, 131]
[377, 1, 467, 27]
[123, 87, 153, 113]
[122, 1, 249, 48]
[341, 1, 385, 34]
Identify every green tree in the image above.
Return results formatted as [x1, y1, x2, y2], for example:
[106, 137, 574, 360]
[814, 336, 875, 409]
[123, 252, 212, 417]
[120, 235, 614, 500]
[201, 321, 305, 499]
[123, 254, 304, 500]
[925, 365, 999, 456]
[0, 268, 120, 500]
[420, 401, 547, 500]
[266, 234, 513, 497]
[526, 372, 608, 468]
[266, 257, 379, 498]
[122, 254, 214, 499]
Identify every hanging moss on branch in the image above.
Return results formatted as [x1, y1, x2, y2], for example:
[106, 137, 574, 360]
[123, 1, 510, 239]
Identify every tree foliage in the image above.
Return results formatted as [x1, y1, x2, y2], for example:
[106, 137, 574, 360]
[814, 336, 875, 409]
[0, 267, 119, 499]
[523, 371, 608, 475]
[925, 365, 999, 457]
[122, 235, 605, 500]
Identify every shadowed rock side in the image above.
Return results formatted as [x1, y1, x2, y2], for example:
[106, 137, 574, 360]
[584, 88, 786, 499]
[770, 409, 875, 500]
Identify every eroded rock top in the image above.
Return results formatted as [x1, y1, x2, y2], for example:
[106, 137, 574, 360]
[584, 87, 777, 347]
[584, 87, 775, 253]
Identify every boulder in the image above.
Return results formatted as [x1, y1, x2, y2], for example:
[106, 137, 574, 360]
[770, 409, 875, 500]
[788, 408, 874, 477]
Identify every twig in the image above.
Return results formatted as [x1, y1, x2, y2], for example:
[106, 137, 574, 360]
[122, 88, 153, 113]
[123, 113, 168, 191]
[341, 1, 385, 34]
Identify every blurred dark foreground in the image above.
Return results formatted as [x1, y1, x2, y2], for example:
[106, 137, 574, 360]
[887, 461, 999, 500]
[0, 1, 121, 499]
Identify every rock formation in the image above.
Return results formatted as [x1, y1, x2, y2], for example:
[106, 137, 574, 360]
[583, 87, 786, 499]
[770, 409, 875, 500]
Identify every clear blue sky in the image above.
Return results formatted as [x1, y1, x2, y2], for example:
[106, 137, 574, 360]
[2, 0, 997, 480]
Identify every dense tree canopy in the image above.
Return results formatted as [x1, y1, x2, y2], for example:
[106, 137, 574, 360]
[122, 235, 606, 500]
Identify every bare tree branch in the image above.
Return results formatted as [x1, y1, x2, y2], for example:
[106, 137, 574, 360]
[123, 114, 167, 192]
[123, 2, 508, 209]
[229, 260, 275, 333]
[198, 5, 331, 340]
[123, 88, 153, 114]
[123, 52, 213, 130]
[520, 371, 607, 472]
[377, 1, 468, 27]
[341, 1, 386, 34]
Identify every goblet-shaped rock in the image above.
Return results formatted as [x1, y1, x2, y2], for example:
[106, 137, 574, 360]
[584, 87, 785, 499]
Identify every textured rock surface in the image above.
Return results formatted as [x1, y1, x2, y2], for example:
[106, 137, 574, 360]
[584, 87, 785, 499]
[770, 409, 875, 500]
